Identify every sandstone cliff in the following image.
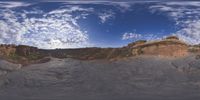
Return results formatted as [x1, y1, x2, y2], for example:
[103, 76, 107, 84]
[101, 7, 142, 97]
[131, 37, 188, 57]
[0, 44, 16, 57]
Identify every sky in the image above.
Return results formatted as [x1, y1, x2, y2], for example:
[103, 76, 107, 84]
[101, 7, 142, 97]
[0, 0, 200, 49]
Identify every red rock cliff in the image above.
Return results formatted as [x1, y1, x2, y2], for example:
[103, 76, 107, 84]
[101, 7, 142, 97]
[131, 36, 188, 57]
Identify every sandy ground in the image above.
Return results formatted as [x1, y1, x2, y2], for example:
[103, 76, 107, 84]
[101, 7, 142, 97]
[0, 55, 200, 100]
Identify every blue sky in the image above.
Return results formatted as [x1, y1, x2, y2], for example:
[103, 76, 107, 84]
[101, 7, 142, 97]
[0, 0, 200, 49]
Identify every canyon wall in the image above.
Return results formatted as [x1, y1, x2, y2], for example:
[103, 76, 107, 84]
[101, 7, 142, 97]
[0, 45, 16, 57]
[131, 40, 188, 57]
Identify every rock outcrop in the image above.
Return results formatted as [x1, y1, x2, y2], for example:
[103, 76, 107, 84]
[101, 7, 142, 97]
[15, 45, 38, 56]
[165, 36, 179, 40]
[0, 45, 16, 57]
[188, 45, 200, 53]
[127, 40, 147, 47]
[131, 36, 188, 57]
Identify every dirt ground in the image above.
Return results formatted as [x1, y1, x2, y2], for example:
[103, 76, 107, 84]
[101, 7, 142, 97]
[0, 55, 200, 100]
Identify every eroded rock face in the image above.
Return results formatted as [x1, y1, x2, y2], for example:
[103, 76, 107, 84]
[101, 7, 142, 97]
[188, 45, 200, 53]
[127, 40, 147, 47]
[131, 37, 188, 57]
[140, 43, 188, 57]
[16, 45, 38, 56]
[0, 45, 16, 56]
[165, 36, 179, 40]
[0, 45, 39, 57]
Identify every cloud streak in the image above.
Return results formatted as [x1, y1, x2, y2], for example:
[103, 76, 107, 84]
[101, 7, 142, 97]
[122, 31, 161, 41]
[0, 1, 32, 8]
[122, 32, 142, 40]
[98, 10, 115, 23]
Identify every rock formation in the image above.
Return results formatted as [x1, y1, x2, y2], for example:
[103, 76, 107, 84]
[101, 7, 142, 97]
[165, 36, 179, 40]
[15, 45, 38, 56]
[127, 40, 147, 47]
[131, 37, 188, 57]
[188, 45, 200, 53]
[0, 36, 198, 64]
[0, 45, 16, 57]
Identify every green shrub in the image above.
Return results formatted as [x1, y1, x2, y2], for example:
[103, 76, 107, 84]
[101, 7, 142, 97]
[9, 53, 21, 60]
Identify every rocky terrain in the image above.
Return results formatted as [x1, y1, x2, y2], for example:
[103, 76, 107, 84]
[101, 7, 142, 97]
[0, 36, 200, 100]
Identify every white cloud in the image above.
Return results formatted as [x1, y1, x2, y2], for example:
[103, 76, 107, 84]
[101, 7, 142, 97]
[122, 32, 142, 40]
[0, 6, 93, 49]
[122, 31, 162, 41]
[98, 10, 115, 23]
[175, 21, 200, 44]
[165, 2, 200, 7]
[62, 1, 133, 12]
[0, 1, 32, 8]
[149, 1, 200, 45]
[49, 6, 94, 14]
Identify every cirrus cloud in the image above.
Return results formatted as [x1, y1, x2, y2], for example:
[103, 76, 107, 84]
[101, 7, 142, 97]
[149, 1, 200, 45]
[0, 5, 93, 49]
[122, 31, 161, 41]
[122, 32, 142, 40]
[98, 10, 115, 23]
[0, 1, 32, 8]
